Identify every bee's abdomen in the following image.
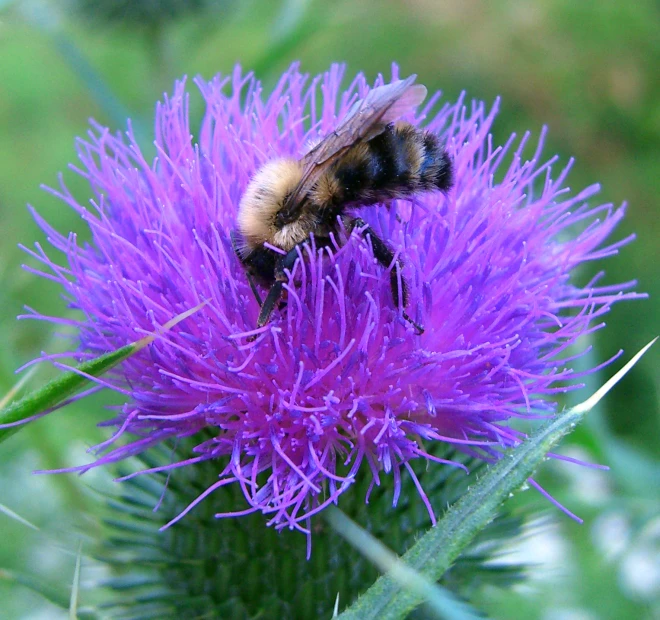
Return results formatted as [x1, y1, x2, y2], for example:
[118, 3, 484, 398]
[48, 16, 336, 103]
[314, 123, 452, 210]
[417, 130, 453, 192]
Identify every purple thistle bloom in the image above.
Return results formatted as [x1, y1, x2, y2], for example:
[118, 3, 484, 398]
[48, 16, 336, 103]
[20, 63, 640, 535]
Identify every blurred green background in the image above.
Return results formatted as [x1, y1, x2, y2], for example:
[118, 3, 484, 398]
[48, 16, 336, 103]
[0, 0, 658, 618]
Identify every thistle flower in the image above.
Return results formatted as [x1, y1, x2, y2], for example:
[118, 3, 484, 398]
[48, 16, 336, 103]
[21, 64, 639, 536]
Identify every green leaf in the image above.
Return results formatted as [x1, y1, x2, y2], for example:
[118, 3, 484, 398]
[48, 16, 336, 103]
[17, 1, 144, 137]
[51, 32, 148, 140]
[0, 502, 40, 531]
[70, 542, 83, 620]
[0, 364, 39, 409]
[0, 568, 70, 610]
[0, 301, 207, 444]
[0, 340, 141, 445]
[338, 338, 656, 619]
[325, 507, 483, 620]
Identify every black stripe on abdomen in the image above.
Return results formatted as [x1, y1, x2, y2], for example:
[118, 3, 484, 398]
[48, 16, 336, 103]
[419, 132, 453, 191]
[367, 124, 410, 190]
[328, 123, 452, 208]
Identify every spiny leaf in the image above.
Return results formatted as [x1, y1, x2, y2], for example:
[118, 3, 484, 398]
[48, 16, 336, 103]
[69, 542, 83, 619]
[325, 506, 483, 620]
[0, 568, 70, 610]
[0, 502, 40, 531]
[338, 339, 656, 619]
[0, 301, 207, 444]
[0, 364, 39, 409]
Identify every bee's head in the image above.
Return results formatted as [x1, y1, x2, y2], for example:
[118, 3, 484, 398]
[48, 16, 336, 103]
[274, 203, 300, 229]
[237, 158, 304, 251]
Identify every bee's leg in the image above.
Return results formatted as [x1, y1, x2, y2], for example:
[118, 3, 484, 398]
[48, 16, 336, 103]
[347, 217, 424, 334]
[257, 281, 284, 328]
[230, 230, 263, 306]
[245, 271, 263, 308]
[256, 243, 306, 329]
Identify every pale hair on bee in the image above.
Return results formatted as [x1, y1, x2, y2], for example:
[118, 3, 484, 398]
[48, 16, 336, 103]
[232, 74, 453, 334]
[237, 158, 307, 252]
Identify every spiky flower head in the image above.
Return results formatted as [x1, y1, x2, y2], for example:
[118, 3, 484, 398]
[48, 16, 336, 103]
[22, 63, 638, 536]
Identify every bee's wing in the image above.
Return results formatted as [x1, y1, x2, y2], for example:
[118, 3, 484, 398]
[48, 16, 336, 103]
[303, 76, 427, 168]
[284, 75, 427, 210]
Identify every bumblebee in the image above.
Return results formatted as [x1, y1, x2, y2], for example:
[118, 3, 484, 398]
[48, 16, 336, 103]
[233, 75, 453, 333]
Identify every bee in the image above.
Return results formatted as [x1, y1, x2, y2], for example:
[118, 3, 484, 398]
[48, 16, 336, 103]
[233, 75, 453, 334]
